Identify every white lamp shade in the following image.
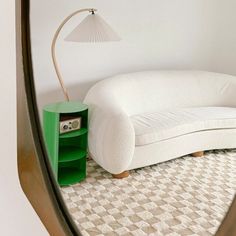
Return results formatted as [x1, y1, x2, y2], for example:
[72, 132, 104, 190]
[65, 14, 121, 42]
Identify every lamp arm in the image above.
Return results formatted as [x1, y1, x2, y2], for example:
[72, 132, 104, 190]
[51, 8, 97, 101]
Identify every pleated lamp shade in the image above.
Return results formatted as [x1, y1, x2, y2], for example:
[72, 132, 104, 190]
[65, 14, 121, 42]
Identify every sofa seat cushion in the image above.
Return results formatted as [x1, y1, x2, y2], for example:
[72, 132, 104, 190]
[131, 107, 236, 146]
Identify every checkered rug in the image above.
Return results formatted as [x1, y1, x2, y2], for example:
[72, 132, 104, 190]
[61, 150, 236, 236]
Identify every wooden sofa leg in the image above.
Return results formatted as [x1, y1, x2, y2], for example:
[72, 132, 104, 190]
[112, 171, 129, 179]
[192, 151, 204, 157]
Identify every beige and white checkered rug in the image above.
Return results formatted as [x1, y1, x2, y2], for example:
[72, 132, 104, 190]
[61, 150, 236, 236]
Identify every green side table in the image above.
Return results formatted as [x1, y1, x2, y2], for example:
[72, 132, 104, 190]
[43, 101, 88, 186]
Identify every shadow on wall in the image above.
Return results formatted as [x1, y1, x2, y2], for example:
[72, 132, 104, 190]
[36, 66, 210, 119]
[36, 80, 96, 120]
[36, 67, 160, 118]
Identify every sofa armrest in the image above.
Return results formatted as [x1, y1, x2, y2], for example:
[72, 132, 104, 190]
[87, 103, 135, 174]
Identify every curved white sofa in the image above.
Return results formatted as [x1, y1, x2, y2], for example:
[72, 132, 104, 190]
[84, 71, 236, 175]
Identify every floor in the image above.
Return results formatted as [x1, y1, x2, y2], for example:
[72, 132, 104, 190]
[61, 150, 236, 236]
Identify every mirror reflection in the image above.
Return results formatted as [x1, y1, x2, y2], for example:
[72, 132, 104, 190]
[30, 1, 236, 235]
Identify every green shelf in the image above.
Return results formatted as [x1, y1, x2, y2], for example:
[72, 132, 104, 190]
[58, 167, 86, 186]
[59, 146, 87, 163]
[43, 101, 88, 186]
[59, 128, 88, 139]
[44, 101, 88, 114]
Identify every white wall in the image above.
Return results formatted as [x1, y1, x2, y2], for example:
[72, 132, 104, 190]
[30, 0, 236, 112]
[0, 0, 48, 235]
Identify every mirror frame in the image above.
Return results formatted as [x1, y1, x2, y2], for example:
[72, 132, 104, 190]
[18, 0, 81, 235]
[17, 0, 236, 235]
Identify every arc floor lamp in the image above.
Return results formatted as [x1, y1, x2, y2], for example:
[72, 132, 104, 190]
[51, 8, 121, 101]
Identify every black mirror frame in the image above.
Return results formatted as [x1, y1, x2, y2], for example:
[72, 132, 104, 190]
[18, 0, 81, 235]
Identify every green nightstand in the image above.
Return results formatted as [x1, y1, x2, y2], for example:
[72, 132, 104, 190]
[43, 101, 88, 186]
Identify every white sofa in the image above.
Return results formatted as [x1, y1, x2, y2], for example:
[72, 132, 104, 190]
[84, 71, 236, 176]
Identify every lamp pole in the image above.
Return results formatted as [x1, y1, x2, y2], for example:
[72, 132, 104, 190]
[51, 8, 97, 101]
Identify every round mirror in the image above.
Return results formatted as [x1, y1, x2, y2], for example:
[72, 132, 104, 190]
[20, 0, 236, 235]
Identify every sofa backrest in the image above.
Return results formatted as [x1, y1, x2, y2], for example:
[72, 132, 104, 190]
[85, 71, 236, 116]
